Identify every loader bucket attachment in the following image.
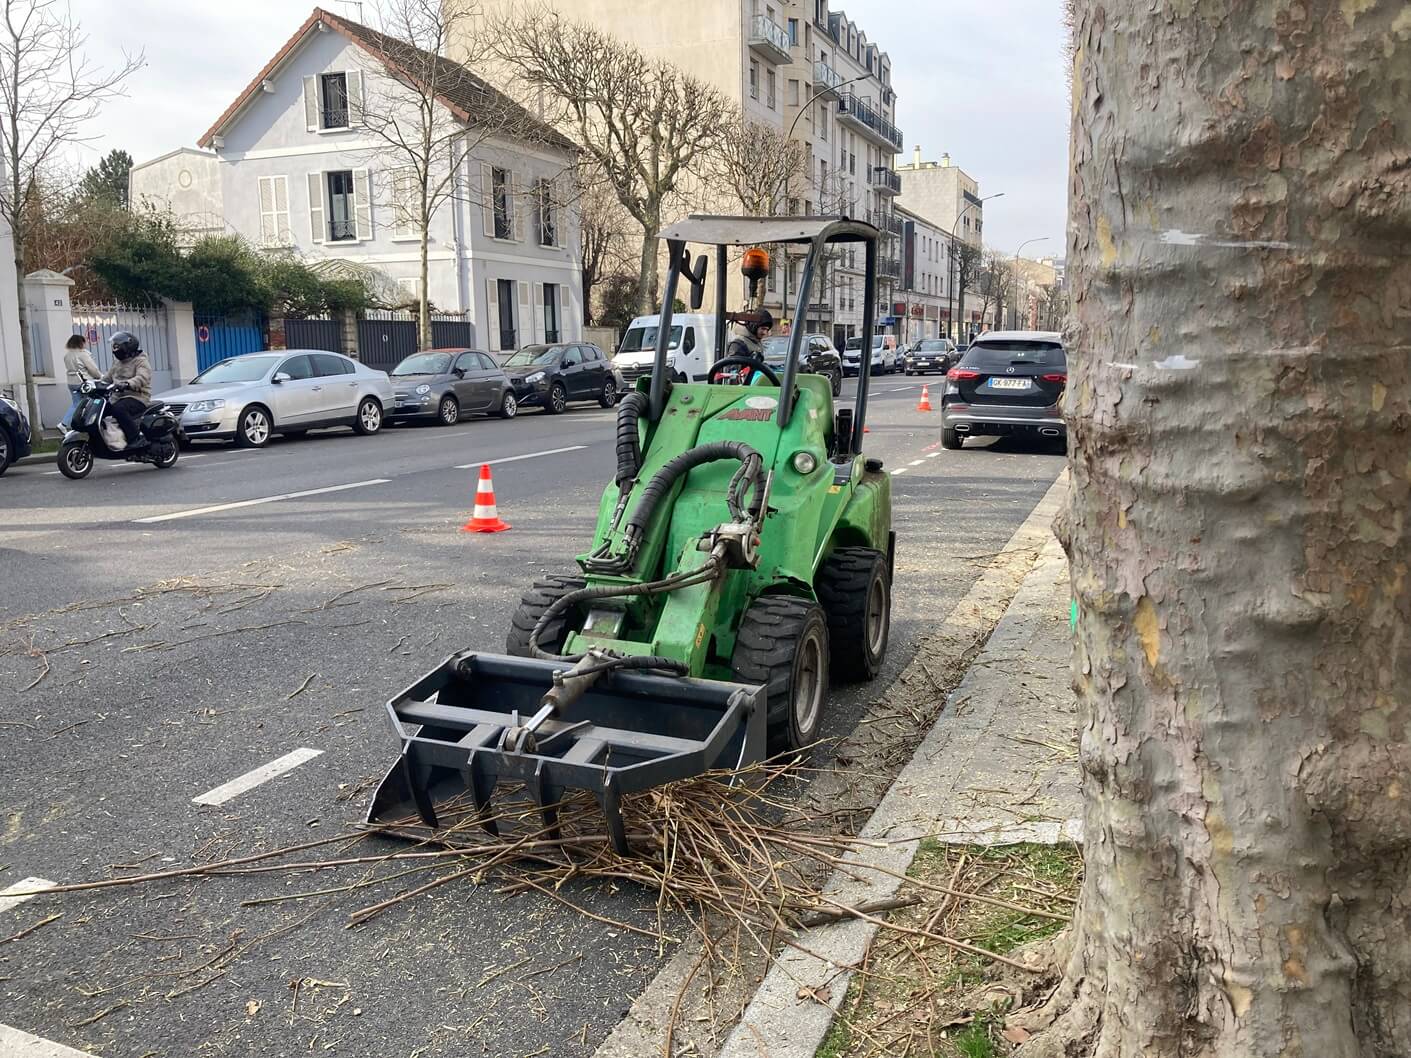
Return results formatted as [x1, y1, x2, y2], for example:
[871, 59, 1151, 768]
[366, 651, 767, 855]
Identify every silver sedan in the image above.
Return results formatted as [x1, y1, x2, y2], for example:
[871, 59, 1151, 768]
[155, 350, 395, 448]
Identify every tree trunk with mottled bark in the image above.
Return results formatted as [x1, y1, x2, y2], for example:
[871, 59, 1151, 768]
[1019, 3, 1411, 1056]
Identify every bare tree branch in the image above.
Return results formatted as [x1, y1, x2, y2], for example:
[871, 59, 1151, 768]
[0, 0, 142, 428]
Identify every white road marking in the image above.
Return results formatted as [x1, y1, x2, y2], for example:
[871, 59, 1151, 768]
[0, 1023, 99, 1057]
[927, 452, 940, 458]
[192, 748, 324, 806]
[891, 467, 907, 475]
[0, 877, 56, 914]
[134, 480, 391, 524]
[908, 459, 924, 466]
[453, 445, 588, 471]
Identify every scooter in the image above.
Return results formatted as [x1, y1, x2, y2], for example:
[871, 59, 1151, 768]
[57, 379, 181, 480]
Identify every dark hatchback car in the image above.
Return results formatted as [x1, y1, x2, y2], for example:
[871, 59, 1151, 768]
[0, 389, 32, 475]
[761, 334, 844, 396]
[905, 338, 957, 376]
[940, 331, 1067, 449]
[502, 342, 623, 414]
[388, 349, 517, 424]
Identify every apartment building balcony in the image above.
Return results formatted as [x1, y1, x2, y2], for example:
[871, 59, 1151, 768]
[879, 257, 902, 280]
[812, 61, 845, 99]
[836, 92, 904, 152]
[866, 209, 905, 238]
[870, 166, 901, 195]
[748, 14, 792, 66]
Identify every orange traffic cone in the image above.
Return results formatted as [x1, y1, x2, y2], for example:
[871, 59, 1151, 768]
[917, 385, 933, 412]
[461, 464, 510, 533]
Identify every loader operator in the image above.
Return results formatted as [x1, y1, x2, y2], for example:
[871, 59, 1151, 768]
[726, 308, 774, 362]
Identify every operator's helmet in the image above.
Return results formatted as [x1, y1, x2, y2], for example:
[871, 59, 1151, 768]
[111, 331, 142, 361]
[747, 309, 774, 340]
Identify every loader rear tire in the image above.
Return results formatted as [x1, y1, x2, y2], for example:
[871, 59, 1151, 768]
[816, 547, 890, 683]
[731, 596, 830, 757]
[506, 573, 587, 657]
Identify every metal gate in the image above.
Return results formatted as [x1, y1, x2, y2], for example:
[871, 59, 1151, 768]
[195, 311, 266, 372]
[72, 303, 176, 392]
[357, 312, 418, 370]
[285, 317, 341, 352]
[430, 319, 474, 349]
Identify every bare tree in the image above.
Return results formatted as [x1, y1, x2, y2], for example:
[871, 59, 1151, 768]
[349, 0, 558, 347]
[0, 0, 141, 429]
[1012, 3, 1411, 1056]
[948, 241, 982, 339]
[975, 250, 1013, 332]
[711, 117, 808, 218]
[492, 8, 733, 313]
[577, 170, 632, 325]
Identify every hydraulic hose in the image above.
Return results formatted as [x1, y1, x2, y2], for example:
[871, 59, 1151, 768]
[585, 441, 764, 576]
[614, 390, 648, 487]
[527, 556, 725, 674]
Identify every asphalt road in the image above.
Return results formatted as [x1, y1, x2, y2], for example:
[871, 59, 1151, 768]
[0, 379, 1063, 1058]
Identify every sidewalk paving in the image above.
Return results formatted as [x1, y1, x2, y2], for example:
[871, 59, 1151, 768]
[717, 497, 1079, 1058]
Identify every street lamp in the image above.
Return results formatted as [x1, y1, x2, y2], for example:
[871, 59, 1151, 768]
[1011, 236, 1050, 329]
[947, 192, 1003, 342]
[780, 71, 871, 337]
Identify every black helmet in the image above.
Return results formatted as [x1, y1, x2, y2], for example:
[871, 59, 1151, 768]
[746, 309, 774, 339]
[111, 331, 141, 361]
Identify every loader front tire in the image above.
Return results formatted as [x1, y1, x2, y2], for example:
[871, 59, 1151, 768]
[816, 547, 890, 682]
[506, 573, 587, 657]
[731, 597, 830, 757]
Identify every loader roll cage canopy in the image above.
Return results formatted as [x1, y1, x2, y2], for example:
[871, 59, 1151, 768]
[651, 215, 880, 456]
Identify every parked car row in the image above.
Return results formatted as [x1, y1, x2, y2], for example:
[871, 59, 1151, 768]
[0, 389, 33, 476]
[160, 343, 622, 449]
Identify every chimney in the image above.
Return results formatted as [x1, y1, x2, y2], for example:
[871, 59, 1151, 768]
[941, 153, 951, 168]
[913, 145, 922, 167]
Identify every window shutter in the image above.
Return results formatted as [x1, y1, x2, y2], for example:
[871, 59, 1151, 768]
[346, 69, 363, 125]
[353, 167, 372, 240]
[258, 177, 276, 244]
[303, 76, 318, 131]
[394, 169, 417, 239]
[533, 283, 545, 343]
[274, 176, 291, 245]
[485, 279, 500, 352]
[517, 281, 531, 339]
[480, 162, 494, 238]
[559, 285, 569, 339]
[511, 171, 525, 242]
[308, 171, 325, 243]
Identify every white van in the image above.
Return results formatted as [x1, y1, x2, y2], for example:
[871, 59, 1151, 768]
[614, 314, 721, 384]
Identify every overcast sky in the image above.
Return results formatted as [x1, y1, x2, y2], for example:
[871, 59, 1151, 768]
[69, 0, 1069, 257]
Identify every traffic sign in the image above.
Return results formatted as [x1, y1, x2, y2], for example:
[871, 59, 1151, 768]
[197, 325, 210, 343]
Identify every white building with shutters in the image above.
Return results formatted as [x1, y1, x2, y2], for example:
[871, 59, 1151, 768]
[193, 7, 583, 352]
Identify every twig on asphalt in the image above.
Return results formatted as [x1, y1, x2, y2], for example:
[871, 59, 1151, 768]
[286, 673, 318, 700]
[41, 720, 90, 741]
[70, 1002, 127, 1028]
[20, 634, 49, 692]
[0, 913, 62, 946]
[125, 619, 306, 654]
[304, 580, 395, 612]
[797, 896, 921, 928]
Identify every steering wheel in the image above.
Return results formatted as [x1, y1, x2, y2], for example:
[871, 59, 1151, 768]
[706, 356, 781, 387]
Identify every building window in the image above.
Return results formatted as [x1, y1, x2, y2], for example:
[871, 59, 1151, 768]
[543, 282, 560, 342]
[320, 73, 349, 129]
[788, 79, 799, 107]
[817, 101, 828, 140]
[326, 169, 356, 241]
[535, 178, 556, 246]
[492, 167, 513, 240]
[787, 17, 798, 44]
[766, 68, 776, 110]
[749, 60, 759, 100]
[497, 278, 517, 349]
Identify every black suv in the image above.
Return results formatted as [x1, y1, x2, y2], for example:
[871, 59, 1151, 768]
[0, 390, 33, 475]
[760, 334, 844, 396]
[502, 342, 625, 414]
[940, 332, 1067, 449]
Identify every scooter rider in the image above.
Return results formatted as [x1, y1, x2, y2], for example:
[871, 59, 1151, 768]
[102, 331, 152, 447]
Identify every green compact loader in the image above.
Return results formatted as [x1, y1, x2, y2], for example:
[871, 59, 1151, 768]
[368, 216, 894, 852]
